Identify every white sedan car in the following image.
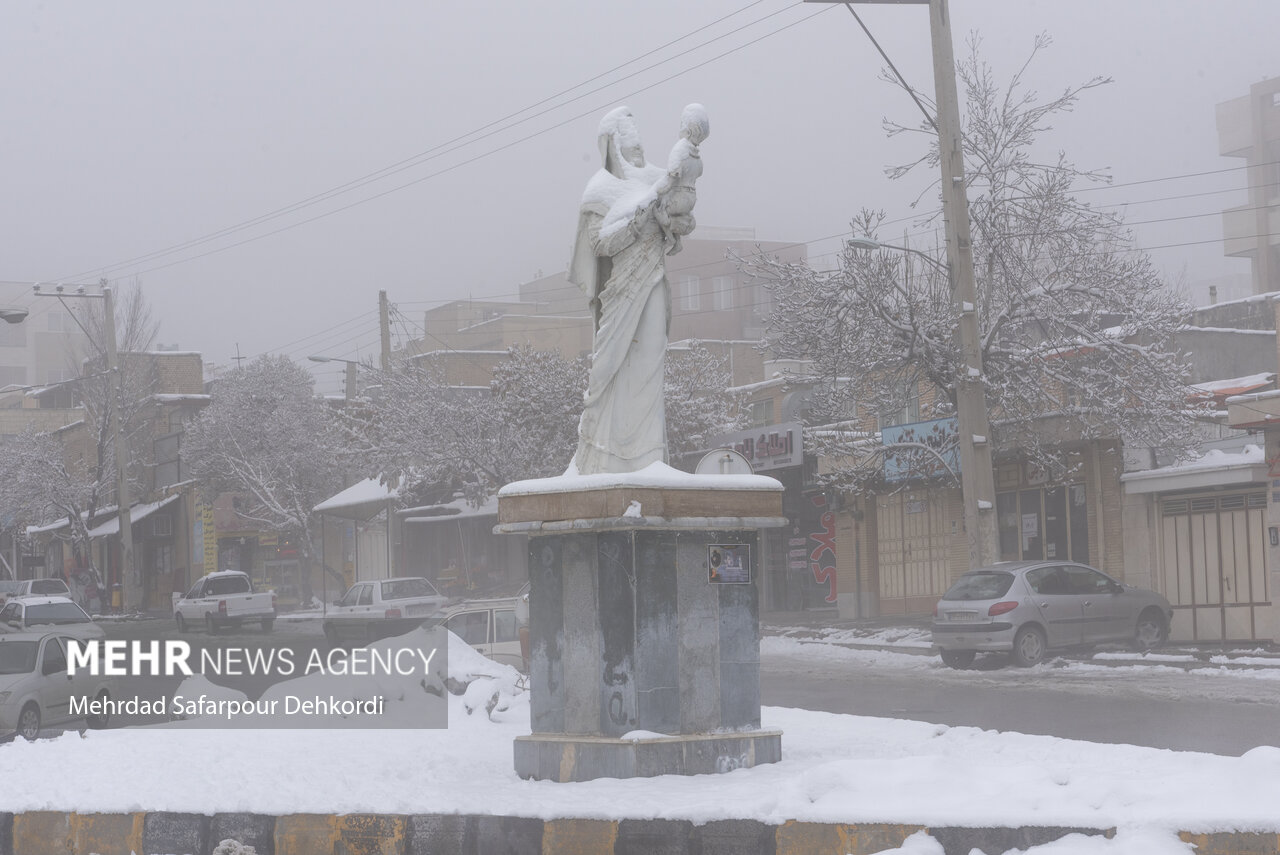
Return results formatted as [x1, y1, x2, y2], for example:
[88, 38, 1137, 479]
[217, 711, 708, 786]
[0, 631, 116, 739]
[0, 596, 105, 641]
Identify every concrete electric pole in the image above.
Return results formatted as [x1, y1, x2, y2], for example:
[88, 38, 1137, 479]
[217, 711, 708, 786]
[807, 0, 1000, 567]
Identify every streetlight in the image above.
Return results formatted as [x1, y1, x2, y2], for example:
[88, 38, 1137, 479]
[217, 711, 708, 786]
[848, 236, 948, 274]
[0, 308, 29, 325]
[32, 282, 138, 610]
[807, 0, 1000, 568]
[307, 355, 359, 401]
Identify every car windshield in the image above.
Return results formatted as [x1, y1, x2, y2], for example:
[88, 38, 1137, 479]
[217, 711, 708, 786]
[24, 603, 90, 625]
[942, 571, 1015, 601]
[0, 641, 38, 674]
[206, 575, 252, 596]
[382, 578, 438, 600]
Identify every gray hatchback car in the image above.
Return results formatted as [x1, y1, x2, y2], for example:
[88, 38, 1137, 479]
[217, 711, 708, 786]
[931, 561, 1173, 668]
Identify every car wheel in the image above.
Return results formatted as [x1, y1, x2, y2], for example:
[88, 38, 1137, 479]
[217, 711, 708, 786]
[175, 612, 187, 633]
[1133, 608, 1167, 651]
[86, 690, 110, 729]
[205, 614, 218, 635]
[1011, 625, 1047, 667]
[940, 649, 976, 669]
[261, 618, 274, 633]
[17, 703, 40, 741]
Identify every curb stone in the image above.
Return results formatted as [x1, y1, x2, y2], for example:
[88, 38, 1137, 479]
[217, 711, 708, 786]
[0, 812, 1275, 854]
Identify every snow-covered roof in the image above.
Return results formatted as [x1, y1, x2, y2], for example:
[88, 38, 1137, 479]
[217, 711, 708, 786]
[401, 494, 500, 523]
[1121, 445, 1266, 494]
[1178, 325, 1275, 335]
[152, 393, 211, 403]
[86, 494, 181, 538]
[1191, 289, 1280, 312]
[313, 477, 400, 519]
[1189, 373, 1274, 395]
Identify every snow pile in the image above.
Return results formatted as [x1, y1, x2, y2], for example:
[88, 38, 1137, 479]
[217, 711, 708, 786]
[877, 828, 1196, 855]
[443, 629, 526, 721]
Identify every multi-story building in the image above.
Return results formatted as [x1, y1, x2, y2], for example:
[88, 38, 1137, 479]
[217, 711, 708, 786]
[1217, 75, 1280, 295]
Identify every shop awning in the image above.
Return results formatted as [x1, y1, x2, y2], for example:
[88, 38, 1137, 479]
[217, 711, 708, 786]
[87, 494, 181, 538]
[313, 477, 400, 521]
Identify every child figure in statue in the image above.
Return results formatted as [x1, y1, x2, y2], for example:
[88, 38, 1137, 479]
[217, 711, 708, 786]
[653, 103, 709, 256]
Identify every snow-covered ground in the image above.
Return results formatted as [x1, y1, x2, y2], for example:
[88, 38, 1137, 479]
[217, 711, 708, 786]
[0, 633, 1276, 855]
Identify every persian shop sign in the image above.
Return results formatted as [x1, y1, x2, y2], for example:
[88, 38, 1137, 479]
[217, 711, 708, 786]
[712, 422, 802, 472]
[881, 417, 960, 483]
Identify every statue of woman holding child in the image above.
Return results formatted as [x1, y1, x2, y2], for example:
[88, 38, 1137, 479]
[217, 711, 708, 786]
[568, 104, 709, 476]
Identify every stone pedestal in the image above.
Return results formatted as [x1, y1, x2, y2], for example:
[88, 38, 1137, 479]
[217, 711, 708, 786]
[496, 474, 786, 782]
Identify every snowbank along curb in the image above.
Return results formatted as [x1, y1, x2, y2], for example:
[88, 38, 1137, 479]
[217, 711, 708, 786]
[0, 812, 1278, 855]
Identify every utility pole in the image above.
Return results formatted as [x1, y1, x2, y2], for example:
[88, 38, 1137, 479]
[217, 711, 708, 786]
[379, 290, 392, 373]
[100, 284, 138, 610]
[927, 0, 999, 568]
[808, 0, 1000, 566]
[33, 282, 137, 609]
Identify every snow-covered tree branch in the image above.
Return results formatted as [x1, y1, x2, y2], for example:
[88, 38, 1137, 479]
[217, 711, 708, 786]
[750, 37, 1204, 495]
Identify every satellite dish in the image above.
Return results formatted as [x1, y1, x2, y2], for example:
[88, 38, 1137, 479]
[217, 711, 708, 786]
[695, 448, 754, 476]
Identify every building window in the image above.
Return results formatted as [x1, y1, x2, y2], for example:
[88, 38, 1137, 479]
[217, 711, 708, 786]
[46, 368, 75, 385]
[47, 312, 71, 333]
[877, 381, 921, 429]
[711, 276, 733, 310]
[0, 323, 25, 347]
[997, 484, 1089, 563]
[0, 366, 25, 390]
[680, 276, 700, 311]
[749, 398, 774, 427]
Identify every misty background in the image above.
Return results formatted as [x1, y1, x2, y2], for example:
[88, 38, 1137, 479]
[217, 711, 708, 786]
[1, 1, 1272, 391]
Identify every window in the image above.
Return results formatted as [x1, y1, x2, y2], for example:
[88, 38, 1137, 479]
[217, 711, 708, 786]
[493, 609, 518, 643]
[357, 585, 373, 606]
[47, 312, 71, 332]
[711, 276, 733, 310]
[41, 637, 67, 676]
[0, 366, 25, 390]
[446, 610, 489, 646]
[0, 324, 25, 347]
[997, 485, 1089, 563]
[339, 586, 360, 608]
[680, 276, 700, 311]
[46, 368, 76, 384]
[749, 399, 774, 427]
[877, 381, 921, 429]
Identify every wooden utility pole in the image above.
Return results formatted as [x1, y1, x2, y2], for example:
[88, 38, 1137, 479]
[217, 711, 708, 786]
[927, 0, 999, 567]
[379, 290, 392, 373]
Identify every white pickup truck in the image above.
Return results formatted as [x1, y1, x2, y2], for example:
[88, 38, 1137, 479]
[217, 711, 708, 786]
[174, 571, 276, 634]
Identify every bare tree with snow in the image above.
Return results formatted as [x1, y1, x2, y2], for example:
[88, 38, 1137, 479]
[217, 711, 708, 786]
[750, 36, 1203, 494]
[183, 355, 345, 592]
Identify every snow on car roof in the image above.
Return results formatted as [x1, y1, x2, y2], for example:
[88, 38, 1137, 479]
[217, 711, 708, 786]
[203, 570, 251, 578]
[14, 596, 77, 606]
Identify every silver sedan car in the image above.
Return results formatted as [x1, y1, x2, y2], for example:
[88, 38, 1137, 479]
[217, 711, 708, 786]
[931, 561, 1173, 668]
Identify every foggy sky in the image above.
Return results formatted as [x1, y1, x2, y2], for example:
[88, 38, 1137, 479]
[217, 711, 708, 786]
[1, 1, 1273, 391]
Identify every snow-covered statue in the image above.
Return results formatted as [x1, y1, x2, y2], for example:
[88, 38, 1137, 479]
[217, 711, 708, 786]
[568, 105, 708, 475]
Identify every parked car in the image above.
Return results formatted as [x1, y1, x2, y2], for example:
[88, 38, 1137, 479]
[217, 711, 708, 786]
[0, 581, 24, 606]
[323, 577, 447, 644]
[174, 571, 276, 634]
[426, 595, 525, 671]
[0, 631, 116, 739]
[0, 597, 105, 640]
[0, 578, 71, 605]
[931, 561, 1173, 669]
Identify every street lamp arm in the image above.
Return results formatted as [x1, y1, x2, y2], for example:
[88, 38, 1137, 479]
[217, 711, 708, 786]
[848, 237, 949, 274]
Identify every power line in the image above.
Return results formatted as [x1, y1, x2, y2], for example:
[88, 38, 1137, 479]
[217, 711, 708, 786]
[53, 1, 813, 285]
